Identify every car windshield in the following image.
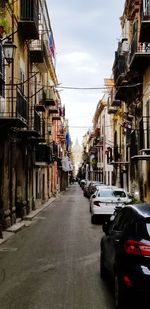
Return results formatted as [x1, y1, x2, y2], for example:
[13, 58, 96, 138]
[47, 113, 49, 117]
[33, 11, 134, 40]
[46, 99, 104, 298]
[112, 190, 126, 198]
[97, 190, 114, 197]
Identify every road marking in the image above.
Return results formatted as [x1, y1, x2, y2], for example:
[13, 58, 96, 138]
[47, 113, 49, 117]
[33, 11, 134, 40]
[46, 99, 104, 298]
[0, 247, 18, 252]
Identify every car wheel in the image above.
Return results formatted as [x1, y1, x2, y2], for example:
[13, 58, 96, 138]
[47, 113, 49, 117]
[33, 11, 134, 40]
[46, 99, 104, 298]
[114, 274, 126, 309]
[100, 251, 107, 280]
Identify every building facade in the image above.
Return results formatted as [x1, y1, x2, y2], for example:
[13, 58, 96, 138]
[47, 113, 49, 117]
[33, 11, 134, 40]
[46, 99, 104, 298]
[0, 0, 70, 229]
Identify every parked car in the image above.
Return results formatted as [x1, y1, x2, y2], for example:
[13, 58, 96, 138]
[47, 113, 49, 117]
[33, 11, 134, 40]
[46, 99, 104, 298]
[80, 179, 86, 190]
[83, 180, 92, 197]
[89, 185, 111, 211]
[86, 181, 104, 198]
[100, 203, 150, 308]
[90, 187, 132, 223]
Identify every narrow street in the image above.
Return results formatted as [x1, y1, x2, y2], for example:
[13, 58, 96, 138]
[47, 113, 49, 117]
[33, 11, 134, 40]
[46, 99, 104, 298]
[0, 183, 114, 309]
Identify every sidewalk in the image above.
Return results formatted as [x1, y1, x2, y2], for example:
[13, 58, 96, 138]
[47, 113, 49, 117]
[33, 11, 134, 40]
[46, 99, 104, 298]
[0, 196, 56, 245]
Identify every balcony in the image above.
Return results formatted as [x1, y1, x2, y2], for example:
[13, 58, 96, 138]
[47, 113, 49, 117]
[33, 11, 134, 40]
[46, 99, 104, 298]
[48, 106, 58, 114]
[35, 90, 46, 112]
[17, 108, 41, 141]
[108, 106, 118, 114]
[140, 2, 150, 42]
[129, 32, 150, 72]
[52, 113, 61, 121]
[35, 144, 52, 165]
[0, 86, 27, 128]
[30, 39, 46, 63]
[27, 108, 41, 136]
[107, 92, 118, 114]
[111, 99, 121, 107]
[18, 0, 39, 40]
[113, 54, 128, 87]
[44, 89, 56, 106]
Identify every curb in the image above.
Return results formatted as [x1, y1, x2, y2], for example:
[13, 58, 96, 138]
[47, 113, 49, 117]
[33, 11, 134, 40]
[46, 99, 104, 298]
[0, 197, 56, 245]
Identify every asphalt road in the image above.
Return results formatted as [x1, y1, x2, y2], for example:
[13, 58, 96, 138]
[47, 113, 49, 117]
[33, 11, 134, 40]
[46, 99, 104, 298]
[0, 183, 115, 309]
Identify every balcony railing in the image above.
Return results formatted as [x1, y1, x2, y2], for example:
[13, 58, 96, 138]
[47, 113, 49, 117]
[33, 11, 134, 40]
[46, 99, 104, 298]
[129, 30, 150, 71]
[113, 54, 128, 86]
[18, 0, 39, 40]
[16, 89, 28, 123]
[29, 39, 45, 63]
[44, 89, 56, 106]
[28, 108, 41, 135]
[0, 86, 28, 127]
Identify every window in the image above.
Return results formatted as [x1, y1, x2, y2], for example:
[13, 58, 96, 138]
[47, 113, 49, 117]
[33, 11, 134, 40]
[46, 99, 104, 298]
[112, 209, 135, 232]
[113, 190, 126, 198]
[20, 70, 25, 94]
[98, 189, 113, 198]
[136, 219, 150, 240]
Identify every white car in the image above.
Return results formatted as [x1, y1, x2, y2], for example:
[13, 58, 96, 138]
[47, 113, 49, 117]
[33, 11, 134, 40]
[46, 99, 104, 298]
[90, 187, 132, 224]
[89, 185, 118, 212]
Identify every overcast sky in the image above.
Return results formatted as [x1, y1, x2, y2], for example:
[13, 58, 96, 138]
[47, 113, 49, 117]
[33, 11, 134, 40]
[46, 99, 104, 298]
[47, 0, 125, 145]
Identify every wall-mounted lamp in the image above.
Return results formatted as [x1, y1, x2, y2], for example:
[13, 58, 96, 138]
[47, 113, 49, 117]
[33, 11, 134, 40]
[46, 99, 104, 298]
[2, 37, 17, 64]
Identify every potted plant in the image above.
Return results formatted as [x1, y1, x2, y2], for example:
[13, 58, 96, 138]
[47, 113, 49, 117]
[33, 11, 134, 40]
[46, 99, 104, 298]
[0, 17, 10, 37]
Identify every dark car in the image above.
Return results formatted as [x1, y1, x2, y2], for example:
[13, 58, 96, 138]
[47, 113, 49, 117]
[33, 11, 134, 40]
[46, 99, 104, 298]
[100, 203, 150, 309]
[86, 181, 104, 198]
[83, 180, 92, 197]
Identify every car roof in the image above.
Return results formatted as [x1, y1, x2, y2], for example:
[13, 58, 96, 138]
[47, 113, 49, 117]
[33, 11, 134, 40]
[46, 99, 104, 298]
[97, 185, 118, 190]
[113, 188, 126, 191]
[125, 203, 150, 219]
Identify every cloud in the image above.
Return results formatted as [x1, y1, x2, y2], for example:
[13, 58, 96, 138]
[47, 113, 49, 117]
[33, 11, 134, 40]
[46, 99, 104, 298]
[47, 0, 125, 144]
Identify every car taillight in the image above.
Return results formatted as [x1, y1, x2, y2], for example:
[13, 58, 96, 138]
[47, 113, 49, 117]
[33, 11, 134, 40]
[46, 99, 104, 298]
[124, 240, 150, 256]
[123, 275, 133, 287]
[94, 201, 100, 206]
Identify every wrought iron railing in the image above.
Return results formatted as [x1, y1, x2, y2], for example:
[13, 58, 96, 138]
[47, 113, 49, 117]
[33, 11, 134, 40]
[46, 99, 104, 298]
[0, 85, 28, 123]
[130, 30, 150, 62]
[16, 88, 28, 121]
[28, 107, 40, 133]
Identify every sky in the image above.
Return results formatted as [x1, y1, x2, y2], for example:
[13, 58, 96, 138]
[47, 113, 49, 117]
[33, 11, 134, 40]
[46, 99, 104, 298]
[47, 0, 125, 145]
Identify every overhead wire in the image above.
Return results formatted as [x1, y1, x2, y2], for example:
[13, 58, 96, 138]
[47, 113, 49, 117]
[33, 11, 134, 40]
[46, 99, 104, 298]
[55, 83, 142, 90]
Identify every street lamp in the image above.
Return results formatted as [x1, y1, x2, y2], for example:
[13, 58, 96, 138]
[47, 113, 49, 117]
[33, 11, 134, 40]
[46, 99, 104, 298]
[2, 37, 17, 64]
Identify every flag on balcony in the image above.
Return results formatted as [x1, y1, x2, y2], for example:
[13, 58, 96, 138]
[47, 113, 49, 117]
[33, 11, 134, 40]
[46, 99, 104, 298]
[66, 132, 71, 151]
[49, 31, 55, 59]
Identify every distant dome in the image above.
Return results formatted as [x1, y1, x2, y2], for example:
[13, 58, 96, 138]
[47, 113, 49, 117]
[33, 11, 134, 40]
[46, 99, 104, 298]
[72, 138, 82, 152]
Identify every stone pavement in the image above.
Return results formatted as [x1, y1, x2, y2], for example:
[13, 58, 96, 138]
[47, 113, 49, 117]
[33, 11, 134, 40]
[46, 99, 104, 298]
[0, 196, 56, 245]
